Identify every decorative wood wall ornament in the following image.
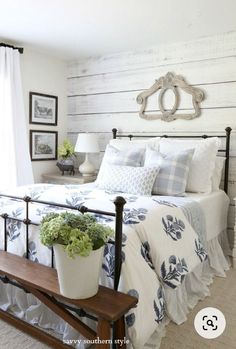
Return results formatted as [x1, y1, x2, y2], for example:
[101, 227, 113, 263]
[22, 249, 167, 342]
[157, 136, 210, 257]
[136, 72, 204, 122]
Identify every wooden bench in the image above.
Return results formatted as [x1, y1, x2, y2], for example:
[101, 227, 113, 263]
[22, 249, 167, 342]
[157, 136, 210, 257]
[0, 251, 138, 348]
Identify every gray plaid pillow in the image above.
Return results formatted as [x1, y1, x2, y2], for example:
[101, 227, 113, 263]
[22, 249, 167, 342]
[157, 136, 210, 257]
[105, 144, 145, 166]
[96, 145, 145, 184]
[144, 147, 194, 196]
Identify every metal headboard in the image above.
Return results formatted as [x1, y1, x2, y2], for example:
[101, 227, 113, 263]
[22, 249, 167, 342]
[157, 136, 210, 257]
[112, 127, 232, 194]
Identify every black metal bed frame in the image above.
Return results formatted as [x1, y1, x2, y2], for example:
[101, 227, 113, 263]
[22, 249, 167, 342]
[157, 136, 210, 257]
[112, 127, 232, 194]
[0, 126, 232, 288]
[0, 194, 126, 292]
[0, 126, 232, 346]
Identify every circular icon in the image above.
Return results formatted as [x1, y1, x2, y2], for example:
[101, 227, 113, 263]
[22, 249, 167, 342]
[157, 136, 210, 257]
[194, 307, 226, 339]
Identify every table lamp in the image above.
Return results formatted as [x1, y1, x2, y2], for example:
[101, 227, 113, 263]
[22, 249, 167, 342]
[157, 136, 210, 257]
[75, 133, 99, 176]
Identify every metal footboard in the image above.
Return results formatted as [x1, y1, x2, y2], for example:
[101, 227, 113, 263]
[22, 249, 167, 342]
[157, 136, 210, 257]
[0, 193, 126, 291]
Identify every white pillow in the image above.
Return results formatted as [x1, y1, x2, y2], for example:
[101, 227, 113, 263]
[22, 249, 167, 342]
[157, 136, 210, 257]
[109, 137, 160, 151]
[160, 137, 220, 193]
[212, 157, 225, 191]
[98, 164, 159, 195]
[96, 144, 145, 185]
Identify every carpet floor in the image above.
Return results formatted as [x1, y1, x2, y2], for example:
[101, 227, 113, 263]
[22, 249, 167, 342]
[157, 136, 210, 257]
[160, 268, 236, 349]
[0, 269, 235, 349]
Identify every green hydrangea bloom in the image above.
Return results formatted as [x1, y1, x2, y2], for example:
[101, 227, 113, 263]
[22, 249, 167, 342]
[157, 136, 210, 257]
[65, 232, 93, 258]
[39, 212, 114, 258]
[87, 223, 113, 250]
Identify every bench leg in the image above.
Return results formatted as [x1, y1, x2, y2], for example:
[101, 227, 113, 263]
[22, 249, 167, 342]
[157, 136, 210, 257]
[114, 316, 126, 349]
[97, 318, 111, 349]
[0, 309, 71, 349]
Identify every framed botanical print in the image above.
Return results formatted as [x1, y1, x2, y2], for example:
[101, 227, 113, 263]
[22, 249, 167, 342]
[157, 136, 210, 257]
[30, 130, 58, 161]
[29, 92, 58, 125]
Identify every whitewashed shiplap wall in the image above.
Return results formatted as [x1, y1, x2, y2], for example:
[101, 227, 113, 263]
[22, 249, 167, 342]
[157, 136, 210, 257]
[67, 31, 236, 250]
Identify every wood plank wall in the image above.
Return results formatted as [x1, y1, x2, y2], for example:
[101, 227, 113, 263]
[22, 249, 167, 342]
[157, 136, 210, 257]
[67, 31, 236, 250]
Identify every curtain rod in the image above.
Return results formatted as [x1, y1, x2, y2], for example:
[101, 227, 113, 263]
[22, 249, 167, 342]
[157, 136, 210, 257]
[0, 43, 24, 54]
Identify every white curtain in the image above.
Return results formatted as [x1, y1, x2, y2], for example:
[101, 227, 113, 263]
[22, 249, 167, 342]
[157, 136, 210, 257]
[0, 47, 34, 190]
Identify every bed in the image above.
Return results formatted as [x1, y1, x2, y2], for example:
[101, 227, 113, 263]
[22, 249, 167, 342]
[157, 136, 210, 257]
[0, 127, 232, 349]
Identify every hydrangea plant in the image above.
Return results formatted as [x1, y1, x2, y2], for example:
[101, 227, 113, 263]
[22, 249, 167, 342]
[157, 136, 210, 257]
[40, 212, 114, 258]
[58, 139, 75, 159]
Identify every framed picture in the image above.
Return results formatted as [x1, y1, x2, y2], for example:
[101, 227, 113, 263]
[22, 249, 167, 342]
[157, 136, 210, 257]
[30, 130, 58, 161]
[29, 92, 58, 125]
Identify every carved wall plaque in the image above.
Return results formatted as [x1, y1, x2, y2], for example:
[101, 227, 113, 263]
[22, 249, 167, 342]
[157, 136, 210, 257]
[136, 72, 204, 122]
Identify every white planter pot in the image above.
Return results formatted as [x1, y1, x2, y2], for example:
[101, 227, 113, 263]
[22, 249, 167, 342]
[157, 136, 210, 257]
[53, 244, 104, 299]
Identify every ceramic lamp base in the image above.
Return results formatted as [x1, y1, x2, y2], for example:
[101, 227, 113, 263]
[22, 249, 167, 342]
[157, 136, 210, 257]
[79, 153, 96, 177]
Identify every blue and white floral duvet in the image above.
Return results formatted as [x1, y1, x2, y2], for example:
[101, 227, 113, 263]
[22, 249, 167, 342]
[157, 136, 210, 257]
[0, 183, 207, 348]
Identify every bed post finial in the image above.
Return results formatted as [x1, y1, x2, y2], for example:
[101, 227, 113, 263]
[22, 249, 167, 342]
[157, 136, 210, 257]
[112, 128, 117, 139]
[224, 127, 232, 193]
[113, 196, 126, 291]
[225, 126, 232, 135]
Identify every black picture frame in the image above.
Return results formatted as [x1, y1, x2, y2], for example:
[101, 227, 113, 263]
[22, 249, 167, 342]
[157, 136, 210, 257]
[30, 130, 58, 161]
[29, 92, 58, 126]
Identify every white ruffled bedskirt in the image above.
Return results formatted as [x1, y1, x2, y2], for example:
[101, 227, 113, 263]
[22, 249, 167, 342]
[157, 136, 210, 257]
[0, 230, 231, 349]
[142, 230, 231, 349]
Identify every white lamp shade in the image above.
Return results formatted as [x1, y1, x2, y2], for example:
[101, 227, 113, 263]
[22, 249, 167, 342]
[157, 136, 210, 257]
[75, 133, 99, 153]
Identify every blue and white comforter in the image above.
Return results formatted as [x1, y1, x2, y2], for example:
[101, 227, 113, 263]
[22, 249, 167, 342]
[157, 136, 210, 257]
[0, 184, 207, 348]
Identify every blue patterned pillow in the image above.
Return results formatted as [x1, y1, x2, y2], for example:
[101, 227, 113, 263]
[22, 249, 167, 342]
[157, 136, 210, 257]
[98, 164, 159, 195]
[96, 145, 145, 184]
[144, 147, 194, 196]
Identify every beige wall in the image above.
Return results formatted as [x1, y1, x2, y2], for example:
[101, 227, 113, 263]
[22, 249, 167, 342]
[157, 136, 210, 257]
[20, 48, 67, 183]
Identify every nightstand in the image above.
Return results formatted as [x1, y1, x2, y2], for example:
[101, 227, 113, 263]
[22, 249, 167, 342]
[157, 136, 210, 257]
[42, 172, 97, 185]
